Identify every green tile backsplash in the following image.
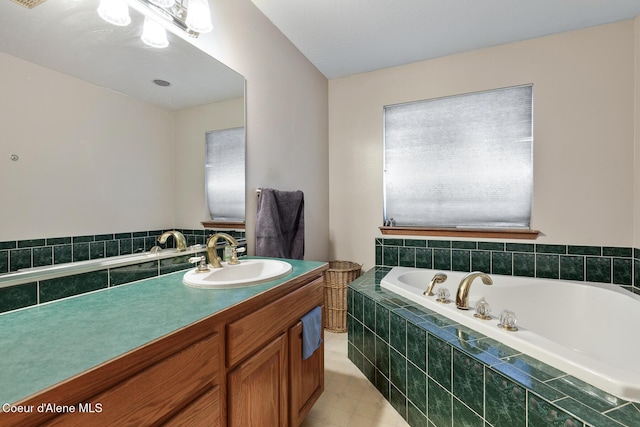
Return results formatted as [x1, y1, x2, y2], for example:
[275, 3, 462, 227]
[0, 228, 246, 314]
[376, 238, 640, 292]
[0, 228, 246, 274]
[39, 270, 109, 303]
[348, 267, 640, 427]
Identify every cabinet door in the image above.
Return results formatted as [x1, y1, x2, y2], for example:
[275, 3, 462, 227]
[228, 333, 288, 427]
[288, 320, 324, 426]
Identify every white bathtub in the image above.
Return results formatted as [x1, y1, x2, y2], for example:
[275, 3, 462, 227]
[381, 267, 640, 403]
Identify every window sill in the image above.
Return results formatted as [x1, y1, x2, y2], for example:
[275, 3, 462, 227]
[202, 221, 246, 230]
[379, 226, 540, 240]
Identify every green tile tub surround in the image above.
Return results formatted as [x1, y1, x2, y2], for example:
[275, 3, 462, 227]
[347, 267, 640, 427]
[0, 258, 325, 405]
[0, 228, 247, 274]
[376, 238, 639, 292]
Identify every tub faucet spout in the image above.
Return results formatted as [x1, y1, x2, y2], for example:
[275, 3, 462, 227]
[456, 271, 492, 310]
[157, 230, 187, 252]
[206, 233, 239, 268]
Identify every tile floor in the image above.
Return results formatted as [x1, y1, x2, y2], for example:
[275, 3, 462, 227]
[301, 331, 410, 427]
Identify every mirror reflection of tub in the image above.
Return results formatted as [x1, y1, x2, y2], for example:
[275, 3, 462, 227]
[381, 267, 640, 403]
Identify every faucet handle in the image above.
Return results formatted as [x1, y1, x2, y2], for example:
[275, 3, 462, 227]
[188, 256, 210, 272]
[474, 298, 492, 320]
[436, 288, 451, 304]
[228, 246, 242, 265]
[498, 310, 518, 331]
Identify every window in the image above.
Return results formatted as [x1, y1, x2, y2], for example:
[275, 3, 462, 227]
[383, 85, 533, 230]
[205, 127, 245, 222]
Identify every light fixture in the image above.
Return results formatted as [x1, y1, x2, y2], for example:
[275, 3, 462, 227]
[97, 0, 213, 48]
[185, 0, 213, 33]
[148, 0, 174, 7]
[97, 0, 131, 27]
[141, 16, 169, 48]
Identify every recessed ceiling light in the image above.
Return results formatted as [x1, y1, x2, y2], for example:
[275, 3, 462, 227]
[153, 79, 171, 87]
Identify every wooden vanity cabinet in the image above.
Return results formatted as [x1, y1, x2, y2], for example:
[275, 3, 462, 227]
[3, 267, 327, 427]
[2, 319, 223, 427]
[226, 276, 325, 427]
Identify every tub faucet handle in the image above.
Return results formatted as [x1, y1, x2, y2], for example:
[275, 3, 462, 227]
[474, 298, 492, 320]
[436, 288, 451, 304]
[498, 309, 518, 331]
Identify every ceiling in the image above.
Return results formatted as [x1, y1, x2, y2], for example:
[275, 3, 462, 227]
[0, 0, 244, 111]
[251, 0, 640, 79]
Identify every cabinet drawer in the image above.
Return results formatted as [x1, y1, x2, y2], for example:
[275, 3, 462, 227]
[162, 385, 221, 427]
[226, 277, 324, 367]
[45, 333, 220, 427]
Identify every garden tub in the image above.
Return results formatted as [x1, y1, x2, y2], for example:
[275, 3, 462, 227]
[381, 267, 640, 402]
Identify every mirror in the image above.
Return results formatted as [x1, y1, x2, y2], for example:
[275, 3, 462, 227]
[0, 0, 246, 244]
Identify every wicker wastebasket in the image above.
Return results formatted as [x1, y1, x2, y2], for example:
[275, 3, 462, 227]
[323, 261, 362, 332]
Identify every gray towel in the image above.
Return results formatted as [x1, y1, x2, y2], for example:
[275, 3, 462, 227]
[256, 188, 304, 259]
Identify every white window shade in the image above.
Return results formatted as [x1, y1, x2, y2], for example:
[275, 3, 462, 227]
[205, 127, 245, 221]
[383, 85, 533, 228]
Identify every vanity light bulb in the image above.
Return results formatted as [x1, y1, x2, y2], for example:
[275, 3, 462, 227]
[185, 0, 213, 33]
[97, 0, 131, 27]
[149, 0, 175, 8]
[141, 17, 169, 48]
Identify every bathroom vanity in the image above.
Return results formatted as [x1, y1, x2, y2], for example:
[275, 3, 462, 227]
[0, 258, 327, 426]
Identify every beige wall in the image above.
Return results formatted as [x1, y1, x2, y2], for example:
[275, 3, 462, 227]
[1, 0, 330, 262]
[183, 0, 330, 261]
[329, 20, 637, 269]
[0, 52, 174, 241]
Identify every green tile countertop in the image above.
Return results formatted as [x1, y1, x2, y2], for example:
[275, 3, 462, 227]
[0, 257, 326, 405]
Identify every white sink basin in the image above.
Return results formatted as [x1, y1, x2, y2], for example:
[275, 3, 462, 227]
[183, 259, 293, 289]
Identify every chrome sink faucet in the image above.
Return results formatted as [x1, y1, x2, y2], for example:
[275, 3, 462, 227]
[206, 233, 240, 268]
[456, 271, 493, 310]
[157, 230, 187, 251]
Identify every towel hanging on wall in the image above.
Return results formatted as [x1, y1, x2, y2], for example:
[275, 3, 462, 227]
[256, 188, 305, 259]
